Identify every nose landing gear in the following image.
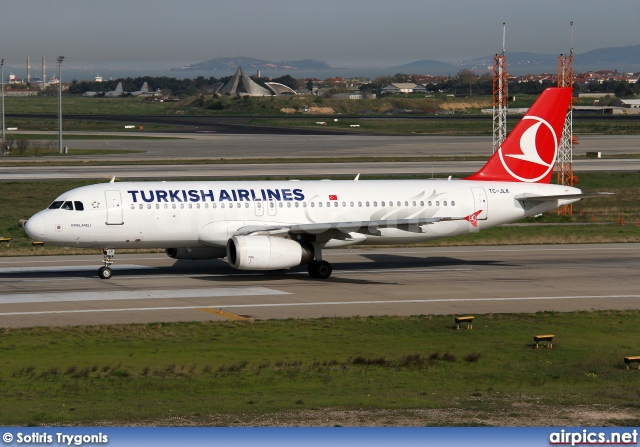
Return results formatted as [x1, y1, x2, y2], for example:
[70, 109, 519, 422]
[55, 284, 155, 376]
[98, 248, 115, 279]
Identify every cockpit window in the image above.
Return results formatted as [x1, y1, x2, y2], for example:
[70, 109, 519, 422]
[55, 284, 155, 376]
[48, 201, 63, 209]
[61, 201, 74, 210]
[74, 201, 84, 211]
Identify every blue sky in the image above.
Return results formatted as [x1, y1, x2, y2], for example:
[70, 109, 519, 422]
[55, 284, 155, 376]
[1, 0, 639, 70]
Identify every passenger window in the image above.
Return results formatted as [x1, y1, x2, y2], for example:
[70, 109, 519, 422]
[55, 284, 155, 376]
[350, 202, 354, 207]
[334, 202, 338, 207]
[405, 201, 408, 206]
[188, 203, 192, 209]
[205, 203, 209, 209]
[303, 202, 307, 207]
[428, 201, 432, 206]
[130, 204, 135, 210]
[452, 200, 456, 206]
[444, 201, 447, 206]
[420, 201, 424, 206]
[221, 204, 225, 209]
[74, 201, 84, 211]
[147, 204, 151, 209]
[397, 201, 401, 207]
[287, 202, 291, 208]
[48, 201, 63, 209]
[311, 203, 315, 208]
[180, 203, 184, 209]
[381, 201, 385, 207]
[156, 204, 159, 209]
[412, 201, 416, 206]
[62, 201, 74, 210]
[436, 201, 440, 206]
[295, 202, 299, 208]
[213, 203, 217, 208]
[373, 201, 377, 207]
[139, 204, 143, 209]
[197, 203, 200, 209]
[366, 201, 370, 207]
[172, 204, 176, 209]
[164, 204, 168, 209]
[319, 203, 323, 207]
[279, 203, 283, 208]
[245, 203, 249, 208]
[269, 202, 274, 209]
[358, 202, 362, 207]
[229, 203, 234, 209]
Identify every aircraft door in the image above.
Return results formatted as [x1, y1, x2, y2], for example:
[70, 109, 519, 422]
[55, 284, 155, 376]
[105, 190, 124, 225]
[470, 187, 488, 220]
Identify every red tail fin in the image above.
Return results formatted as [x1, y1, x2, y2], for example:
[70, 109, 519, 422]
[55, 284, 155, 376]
[465, 87, 572, 183]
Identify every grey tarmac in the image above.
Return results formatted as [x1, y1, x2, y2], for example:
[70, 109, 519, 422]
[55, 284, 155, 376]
[0, 243, 638, 328]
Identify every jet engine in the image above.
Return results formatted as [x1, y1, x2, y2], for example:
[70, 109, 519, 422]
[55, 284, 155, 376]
[227, 236, 313, 270]
[165, 247, 227, 260]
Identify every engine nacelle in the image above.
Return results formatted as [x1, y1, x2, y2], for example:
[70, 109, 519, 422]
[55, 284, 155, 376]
[227, 236, 313, 270]
[165, 247, 227, 260]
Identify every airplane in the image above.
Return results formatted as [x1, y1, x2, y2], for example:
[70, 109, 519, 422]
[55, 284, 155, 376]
[130, 82, 150, 97]
[104, 82, 123, 97]
[23, 87, 609, 280]
[82, 91, 99, 97]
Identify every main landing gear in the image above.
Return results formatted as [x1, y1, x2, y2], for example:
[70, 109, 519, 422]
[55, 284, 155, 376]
[308, 260, 332, 279]
[307, 244, 332, 279]
[98, 248, 115, 279]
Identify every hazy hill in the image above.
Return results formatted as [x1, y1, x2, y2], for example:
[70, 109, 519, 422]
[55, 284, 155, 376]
[172, 57, 334, 74]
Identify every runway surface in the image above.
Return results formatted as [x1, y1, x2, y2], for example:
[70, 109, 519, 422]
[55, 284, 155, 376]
[0, 243, 638, 328]
[2, 133, 639, 180]
[2, 159, 639, 180]
[3, 133, 640, 159]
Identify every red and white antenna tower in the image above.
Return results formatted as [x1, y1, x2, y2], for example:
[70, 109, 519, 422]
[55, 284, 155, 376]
[557, 21, 577, 215]
[492, 22, 508, 153]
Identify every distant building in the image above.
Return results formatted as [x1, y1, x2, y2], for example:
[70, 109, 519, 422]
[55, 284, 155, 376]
[332, 91, 376, 100]
[264, 82, 296, 96]
[214, 67, 272, 97]
[381, 83, 417, 94]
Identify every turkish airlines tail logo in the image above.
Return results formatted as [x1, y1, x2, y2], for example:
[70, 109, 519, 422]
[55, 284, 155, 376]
[464, 210, 482, 227]
[464, 87, 572, 184]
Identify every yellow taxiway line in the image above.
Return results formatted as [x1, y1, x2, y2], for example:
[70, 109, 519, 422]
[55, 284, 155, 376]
[198, 308, 249, 320]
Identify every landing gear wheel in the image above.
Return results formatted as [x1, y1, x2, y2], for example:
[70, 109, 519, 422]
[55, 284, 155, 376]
[308, 260, 332, 279]
[98, 266, 113, 279]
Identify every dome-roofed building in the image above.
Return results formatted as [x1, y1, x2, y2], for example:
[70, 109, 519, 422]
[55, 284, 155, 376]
[214, 67, 271, 96]
[211, 67, 297, 96]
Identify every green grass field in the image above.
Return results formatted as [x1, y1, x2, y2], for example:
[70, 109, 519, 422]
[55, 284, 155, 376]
[1, 312, 639, 425]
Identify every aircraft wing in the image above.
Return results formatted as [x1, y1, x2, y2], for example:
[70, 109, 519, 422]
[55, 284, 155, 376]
[235, 216, 464, 238]
[515, 192, 613, 202]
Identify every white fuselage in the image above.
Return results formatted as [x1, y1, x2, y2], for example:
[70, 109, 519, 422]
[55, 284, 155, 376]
[25, 179, 581, 251]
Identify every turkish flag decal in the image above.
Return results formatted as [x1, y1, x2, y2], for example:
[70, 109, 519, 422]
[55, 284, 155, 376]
[329, 195, 338, 200]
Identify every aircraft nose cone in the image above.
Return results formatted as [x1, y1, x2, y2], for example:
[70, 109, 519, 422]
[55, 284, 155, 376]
[25, 214, 45, 239]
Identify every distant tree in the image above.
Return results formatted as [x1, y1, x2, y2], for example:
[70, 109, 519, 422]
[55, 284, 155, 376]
[16, 138, 29, 156]
[271, 74, 299, 90]
[392, 73, 411, 83]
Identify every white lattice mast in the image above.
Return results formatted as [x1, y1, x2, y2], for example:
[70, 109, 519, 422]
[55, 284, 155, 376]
[492, 23, 508, 153]
[557, 22, 576, 215]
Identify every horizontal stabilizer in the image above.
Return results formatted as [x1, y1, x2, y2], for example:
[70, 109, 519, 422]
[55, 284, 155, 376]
[515, 192, 614, 203]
